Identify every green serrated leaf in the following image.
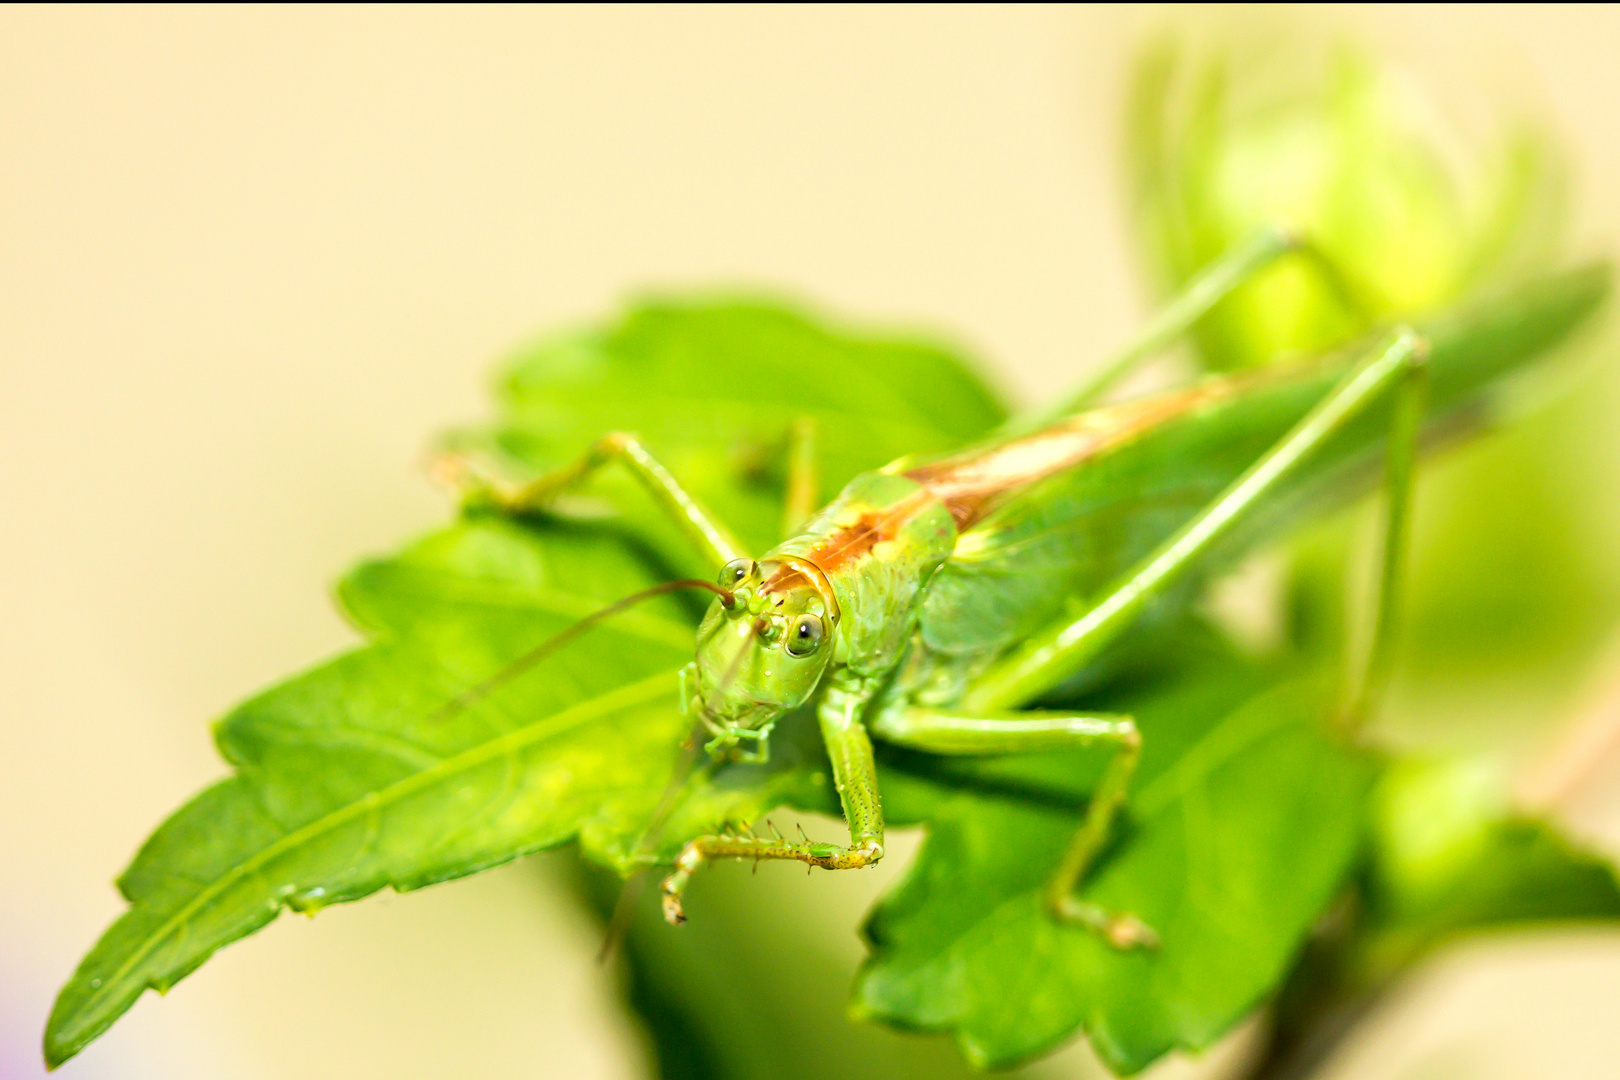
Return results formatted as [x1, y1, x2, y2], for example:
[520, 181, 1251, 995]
[45, 298, 1006, 1069]
[456, 296, 1007, 562]
[49, 271, 1615, 1074]
[854, 664, 1375, 1074]
[49, 519, 701, 1065]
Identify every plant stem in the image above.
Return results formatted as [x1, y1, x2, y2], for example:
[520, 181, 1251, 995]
[1239, 984, 1394, 1080]
[1233, 886, 1426, 1080]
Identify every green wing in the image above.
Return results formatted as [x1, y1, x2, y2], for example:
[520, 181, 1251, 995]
[919, 265, 1610, 657]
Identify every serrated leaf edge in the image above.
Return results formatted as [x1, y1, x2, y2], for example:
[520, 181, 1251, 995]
[48, 668, 680, 1065]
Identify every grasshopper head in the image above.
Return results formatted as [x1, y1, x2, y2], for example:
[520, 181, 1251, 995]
[690, 556, 839, 745]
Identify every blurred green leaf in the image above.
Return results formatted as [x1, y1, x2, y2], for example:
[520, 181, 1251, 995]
[1364, 758, 1620, 961]
[1128, 30, 1567, 371]
[1388, 816, 1620, 932]
[1387, 358, 1620, 743]
[1251, 757, 1620, 1080]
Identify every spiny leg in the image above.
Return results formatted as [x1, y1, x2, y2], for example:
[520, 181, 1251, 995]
[662, 673, 884, 924]
[1019, 226, 1372, 429]
[443, 431, 747, 567]
[870, 707, 1155, 948]
[967, 328, 1430, 712]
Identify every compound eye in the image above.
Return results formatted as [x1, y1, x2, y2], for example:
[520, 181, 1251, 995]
[719, 559, 756, 587]
[784, 613, 825, 658]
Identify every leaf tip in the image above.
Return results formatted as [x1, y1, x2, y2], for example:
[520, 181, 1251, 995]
[42, 1005, 88, 1072]
[957, 1032, 1000, 1072]
[42, 1039, 67, 1072]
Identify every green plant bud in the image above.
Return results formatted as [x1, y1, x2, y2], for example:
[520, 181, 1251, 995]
[1127, 30, 1568, 370]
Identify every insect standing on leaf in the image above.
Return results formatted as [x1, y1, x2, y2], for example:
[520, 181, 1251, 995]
[447, 227, 1599, 949]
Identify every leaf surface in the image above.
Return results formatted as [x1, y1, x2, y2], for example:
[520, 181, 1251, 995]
[45, 299, 1005, 1068]
[855, 659, 1377, 1074]
[455, 296, 1008, 561]
[49, 279, 1615, 1074]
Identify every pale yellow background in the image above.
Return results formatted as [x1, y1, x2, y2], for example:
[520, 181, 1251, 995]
[4, 7, 1619, 1080]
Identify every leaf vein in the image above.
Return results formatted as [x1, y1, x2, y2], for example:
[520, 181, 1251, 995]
[81, 669, 680, 1026]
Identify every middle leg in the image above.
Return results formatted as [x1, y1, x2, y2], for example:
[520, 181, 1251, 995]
[871, 706, 1156, 948]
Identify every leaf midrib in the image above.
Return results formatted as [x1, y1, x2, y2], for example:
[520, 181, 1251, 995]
[64, 667, 681, 1042]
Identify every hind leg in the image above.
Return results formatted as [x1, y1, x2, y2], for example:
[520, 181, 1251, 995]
[1020, 226, 1371, 429]
[967, 328, 1428, 713]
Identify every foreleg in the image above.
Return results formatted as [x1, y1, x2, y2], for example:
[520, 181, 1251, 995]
[661, 675, 884, 924]
[443, 431, 747, 567]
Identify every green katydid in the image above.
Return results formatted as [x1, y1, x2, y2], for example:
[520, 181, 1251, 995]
[39, 230, 1608, 1072]
[452, 228, 1608, 947]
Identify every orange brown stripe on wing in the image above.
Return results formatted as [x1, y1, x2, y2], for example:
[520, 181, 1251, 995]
[904, 374, 1259, 529]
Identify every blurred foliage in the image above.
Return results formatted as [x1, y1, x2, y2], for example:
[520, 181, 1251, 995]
[47, 24, 1620, 1080]
[1127, 29, 1568, 372]
[1125, 31, 1620, 751]
[1124, 25, 1620, 1080]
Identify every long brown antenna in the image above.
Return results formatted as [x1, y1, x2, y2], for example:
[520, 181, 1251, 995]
[426, 578, 734, 726]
